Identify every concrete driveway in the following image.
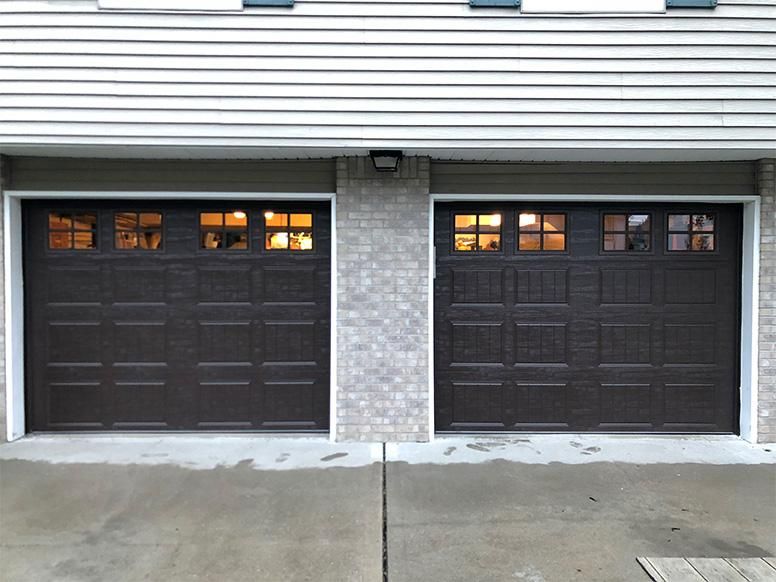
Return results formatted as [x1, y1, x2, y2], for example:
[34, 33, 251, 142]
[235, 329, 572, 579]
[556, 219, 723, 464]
[1, 436, 774, 582]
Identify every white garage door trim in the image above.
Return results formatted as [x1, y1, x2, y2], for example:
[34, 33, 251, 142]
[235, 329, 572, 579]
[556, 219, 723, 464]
[427, 194, 760, 443]
[4, 190, 338, 442]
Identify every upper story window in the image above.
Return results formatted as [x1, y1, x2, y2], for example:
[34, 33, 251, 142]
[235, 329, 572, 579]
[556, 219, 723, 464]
[48, 212, 97, 250]
[603, 213, 651, 252]
[200, 211, 249, 250]
[453, 213, 502, 252]
[518, 213, 566, 252]
[667, 213, 716, 252]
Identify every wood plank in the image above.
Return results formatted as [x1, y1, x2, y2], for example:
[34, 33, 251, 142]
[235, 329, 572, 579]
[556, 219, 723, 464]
[726, 558, 776, 581]
[644, 558, 707, 582]
[687, 558, 749, 582]
[638, 557, 667, 582]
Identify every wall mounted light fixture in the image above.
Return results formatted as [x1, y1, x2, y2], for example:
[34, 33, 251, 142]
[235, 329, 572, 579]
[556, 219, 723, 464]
[369, 150, 403, 172]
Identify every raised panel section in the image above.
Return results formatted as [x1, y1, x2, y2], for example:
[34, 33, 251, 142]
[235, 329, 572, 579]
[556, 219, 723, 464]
[516, 384, 568, 425]
[264, 321, 316, 363]
[262, 381, 316, 425]
[600, 269, 651, 304]
[665, 269, 716, 304]
[197, 382, 252, 426]
[198, 266, 251, 304]
[599, 384, 652, 425]
[515, 269, 568, 304]
[198, 321, 251, 364]
[112, 382, 167, 426]
[48, 267, 101, 304]
[664, 324, 715, 364]
[600, 324, 651, 365]
[451, 382, 505, 425]
[113, 267, 166, 304]
[49, 382, 102, 426]
[664, 384, 716, 425]
[114, 322, 166, 364]
[451, 322, 502, 364]
[451, 269, 503, 304]
[515, 323, 567, 364]
[263, 266, 316, 304]
[48, 322, 101, 364]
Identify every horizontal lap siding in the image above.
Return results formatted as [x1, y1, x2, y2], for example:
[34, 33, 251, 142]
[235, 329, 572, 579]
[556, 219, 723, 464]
[7, 157, 336, 191]
[0, 0, 774, 150]
[430, 160, 757, 195]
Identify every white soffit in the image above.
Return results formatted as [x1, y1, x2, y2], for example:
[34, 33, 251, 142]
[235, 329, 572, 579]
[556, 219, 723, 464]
[97, 0, 243, 11]
[521, 0, 665, 13]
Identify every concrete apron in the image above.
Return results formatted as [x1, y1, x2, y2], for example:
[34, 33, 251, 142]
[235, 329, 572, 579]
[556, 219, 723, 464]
[1, 435, 774, 582]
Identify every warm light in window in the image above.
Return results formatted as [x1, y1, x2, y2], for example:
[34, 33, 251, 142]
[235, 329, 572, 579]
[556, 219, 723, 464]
[519, 213, 537, 227]
[264, 211, 275, 220]
[489, 214, 501, 227]
[233, 210, 247, 220]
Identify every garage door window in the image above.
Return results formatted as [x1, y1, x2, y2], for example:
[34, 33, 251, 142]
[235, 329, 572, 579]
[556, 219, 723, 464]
[115, 212, 163, 250]
[453, 213, 502, 252]
[518, 213, 566, 252]
[200, 211, 249, 250]
[48, 212, 97, 250]
[264, 211, 314, 251]
[602, 213, 651, 252]
[667, 213, 716, 252]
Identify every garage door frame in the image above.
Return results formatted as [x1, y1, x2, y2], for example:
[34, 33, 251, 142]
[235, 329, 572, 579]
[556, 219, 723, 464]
[4, 189, 338, 441]
[427, 193, 761, 442]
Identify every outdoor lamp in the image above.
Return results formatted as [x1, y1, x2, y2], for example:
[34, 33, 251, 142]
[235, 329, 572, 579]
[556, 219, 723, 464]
[369, 150, 403, 172]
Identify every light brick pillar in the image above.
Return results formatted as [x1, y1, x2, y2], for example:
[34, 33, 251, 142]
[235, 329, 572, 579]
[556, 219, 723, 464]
[335, 156, 430, 442]
[757, 158, 776, 443]
[0, 155, 7, 443]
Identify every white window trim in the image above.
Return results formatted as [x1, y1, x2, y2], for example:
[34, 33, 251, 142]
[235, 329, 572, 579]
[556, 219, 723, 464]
[428, 194, 761, 443]
[4, 191, 338, 442]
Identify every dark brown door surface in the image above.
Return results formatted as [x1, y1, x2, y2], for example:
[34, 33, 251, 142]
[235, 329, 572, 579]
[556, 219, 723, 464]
[435, 203, 741, 433]
[25, 201, 330, 432]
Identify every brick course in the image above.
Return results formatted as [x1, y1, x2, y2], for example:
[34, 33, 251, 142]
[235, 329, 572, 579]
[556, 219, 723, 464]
[758, 158, 776, 443]
[335, 156, 430, 442]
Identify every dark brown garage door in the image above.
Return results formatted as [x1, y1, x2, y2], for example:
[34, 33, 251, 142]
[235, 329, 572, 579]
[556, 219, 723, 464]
[435, 203, 741, 433]
[24, 200, 330, 432]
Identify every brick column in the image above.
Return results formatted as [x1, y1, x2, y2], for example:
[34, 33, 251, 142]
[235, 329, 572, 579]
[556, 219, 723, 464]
[757, 158, 776, 443]
[335, 156, 430, 442]
[0, 155, 7, 442]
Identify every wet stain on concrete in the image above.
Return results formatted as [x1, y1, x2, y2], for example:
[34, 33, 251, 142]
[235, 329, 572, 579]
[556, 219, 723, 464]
[466, 444, 490, 452]
[443, 447, 456, 456]
[275, 453, 290, 463]
[320, 452, 349, 462]
[581, 447, 601, 456]
[570, 441, 583, 449]
[236, 458, 254, 468]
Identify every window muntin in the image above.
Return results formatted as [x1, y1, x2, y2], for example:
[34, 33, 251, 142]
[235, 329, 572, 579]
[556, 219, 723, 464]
[603, 213, 651, 252]
[453, 213, 502, 252]
[48, 212, 97, 250]
[517, 213, 566, 252]
[667, 213, 716, 252]
[264, 211, 314, 251]
[115, 212, 163, 250]
[200, 211, 248, 250]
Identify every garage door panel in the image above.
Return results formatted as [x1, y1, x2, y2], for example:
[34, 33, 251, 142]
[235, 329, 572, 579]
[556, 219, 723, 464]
[25, 200, 331, 432]
[435, 202, 740, 433]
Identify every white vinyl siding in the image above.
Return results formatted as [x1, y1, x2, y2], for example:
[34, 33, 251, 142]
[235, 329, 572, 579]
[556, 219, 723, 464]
[0, 0, 774, 153]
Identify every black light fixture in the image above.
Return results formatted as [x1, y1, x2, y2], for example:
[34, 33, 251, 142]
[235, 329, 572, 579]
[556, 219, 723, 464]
[369, 150, 403, 172]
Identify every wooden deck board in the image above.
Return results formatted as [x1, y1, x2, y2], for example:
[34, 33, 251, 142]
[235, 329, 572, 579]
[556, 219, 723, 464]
[638, 558, 776, 582]
[687, 558, 749, 582]
[726, 558, 776, 581]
